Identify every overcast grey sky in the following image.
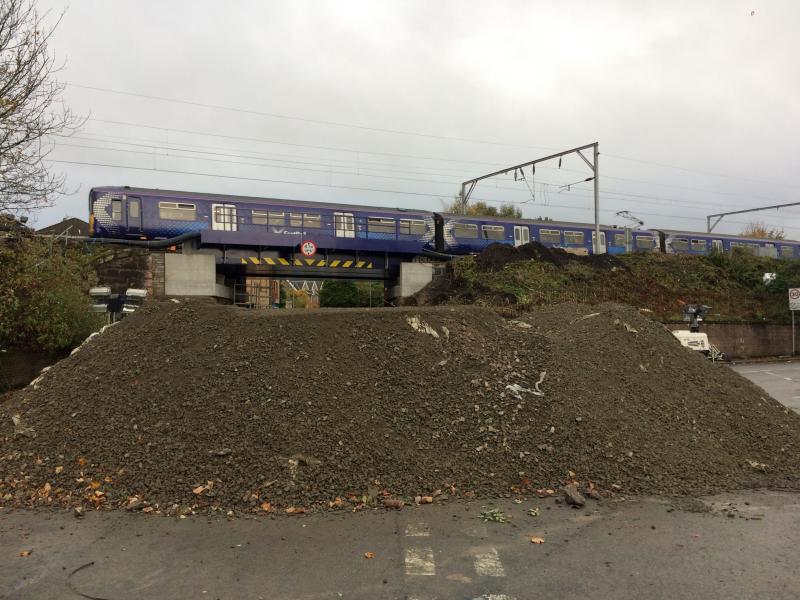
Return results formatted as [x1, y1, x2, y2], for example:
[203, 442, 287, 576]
[34, 0, 800, 237]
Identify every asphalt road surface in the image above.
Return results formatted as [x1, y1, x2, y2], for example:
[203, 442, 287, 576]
[731, 360, 800, 413]
[3, 362, 799, 600]
[3, 491, 800, 600]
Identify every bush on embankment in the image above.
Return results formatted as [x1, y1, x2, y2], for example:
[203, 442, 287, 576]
[0, 234, 102, 353]
[417, 244, 800, 324]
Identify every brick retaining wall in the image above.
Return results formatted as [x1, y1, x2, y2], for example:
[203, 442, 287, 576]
[664, 322, 795, 359]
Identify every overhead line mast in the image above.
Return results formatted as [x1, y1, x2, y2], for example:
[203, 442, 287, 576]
[460, 142, 603, 253]
[706, 201, 800, 232]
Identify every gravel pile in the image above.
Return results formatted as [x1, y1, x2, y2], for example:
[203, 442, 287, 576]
[2, 300, 799, 515]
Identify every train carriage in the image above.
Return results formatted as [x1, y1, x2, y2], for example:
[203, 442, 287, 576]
[438, 213, 660, 256]
[89, 186, 436, 256]
[89, 186, 800, 262]
[656, 229, 800, 259]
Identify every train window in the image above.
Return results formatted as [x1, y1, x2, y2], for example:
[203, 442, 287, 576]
[781, 246, 795, 258]
[635, 235, 655, 249]
[691, 239, 707, 251]
[564, 231, 585, 245]
[539, 229, 561, 244]
[213, 206, 236, 224]
[482, 225, 505, 240]
[368, 217, 396, 234]
[251, 210, 268, 225]
[159, 201, 196, 221]
[671, 238, 689, 251]
[453, 223, 478, 238]
[399, 219, 426, 235]
[304, 213, 321, 228]
[128, 199, 140, 219]
[111, 199, 122, 221]
[334, 212, 355, 238]
[731, 242, 758, 255]
[614, 233, 626, 247]
[289, 213, 303, 227]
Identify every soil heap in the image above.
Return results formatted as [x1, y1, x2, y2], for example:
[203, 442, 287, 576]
[2, 301, 799, 514]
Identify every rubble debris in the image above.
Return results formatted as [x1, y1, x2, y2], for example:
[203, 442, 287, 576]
[0, 301, 799, 515]
[562, 483, 586, 508]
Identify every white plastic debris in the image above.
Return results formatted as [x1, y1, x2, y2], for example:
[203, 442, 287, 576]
[505, 371, 547, 400]
[406, 315, 440, 338]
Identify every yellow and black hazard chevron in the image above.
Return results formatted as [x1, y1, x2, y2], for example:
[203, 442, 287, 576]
[240, 257, 374, 269]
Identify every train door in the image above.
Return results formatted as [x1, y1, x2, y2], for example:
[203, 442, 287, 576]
[712, 239, 723, 253]
[591, 231, 607, 253]
[334, 212, 355, 238]
[212, 203, 237, 232]
[126, 196, 142, 236]
[513, 225, 530, 247]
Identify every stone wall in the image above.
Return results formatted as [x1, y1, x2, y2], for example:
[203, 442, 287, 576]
[664, 322, 795, 359]
[93, 246, 153, 295]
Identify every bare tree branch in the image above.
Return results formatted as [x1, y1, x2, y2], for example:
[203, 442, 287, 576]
[0, 0, 81, 214]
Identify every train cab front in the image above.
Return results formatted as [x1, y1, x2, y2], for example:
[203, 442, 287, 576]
[89, 187, 144, 239]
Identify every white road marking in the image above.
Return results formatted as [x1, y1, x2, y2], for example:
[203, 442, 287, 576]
[473, 548, 506, 577]
[405, 547, 436, 576]
[405, 522, 431, 537]
[764, 371, 778, 376]
[472, 594, 516, 600]
[785, 377, 793, 381]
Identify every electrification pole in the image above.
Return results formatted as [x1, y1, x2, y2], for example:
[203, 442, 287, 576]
[460, 141, 603, 253]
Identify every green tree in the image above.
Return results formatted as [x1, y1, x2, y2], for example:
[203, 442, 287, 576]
[319, 280, 361, 307]
[443, 197, 521, 218]
[356, 281, 383, 307]
[740, 221, 785, 240]
[0, 233, 102, 352]
[498, 204, 523, 219]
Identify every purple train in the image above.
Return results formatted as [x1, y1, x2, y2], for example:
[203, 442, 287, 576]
[89, 186, 800, 259]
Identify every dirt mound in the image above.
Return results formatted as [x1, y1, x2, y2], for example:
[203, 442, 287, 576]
[476, 242, 623, 272]
[2, 301, 799, 515]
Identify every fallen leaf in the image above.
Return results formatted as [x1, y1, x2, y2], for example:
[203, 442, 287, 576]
[285, 507, 306, 515]
[260, 501, 274, 513]
[54, 466, 63, 475]
[419, 496, 433, 504]
[192, 486, 205, 495]
[89, 481, 101, 490]
[19, 550, 32, 557]
[530, 537, 545, 544]
[77, 457, 88, 466]
[364, 552, 375, 559]
[104, 476, 113, 483]
[142, 506, 154, 513]
[383, 498, 404, 510]
[328, 497, 344, 508]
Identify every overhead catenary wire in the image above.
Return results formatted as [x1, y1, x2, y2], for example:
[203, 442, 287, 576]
[52, 138, 788, 215]
[72, 122, 796, 210]
[69, 84, 800, 194]
[45, 157, 800, 234]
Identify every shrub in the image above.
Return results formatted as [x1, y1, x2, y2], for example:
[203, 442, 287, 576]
[0, 236, 102, 352]
[320, 281, 361, 307]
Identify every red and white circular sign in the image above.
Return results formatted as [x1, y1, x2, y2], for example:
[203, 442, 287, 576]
[300, 240, 317, 257]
